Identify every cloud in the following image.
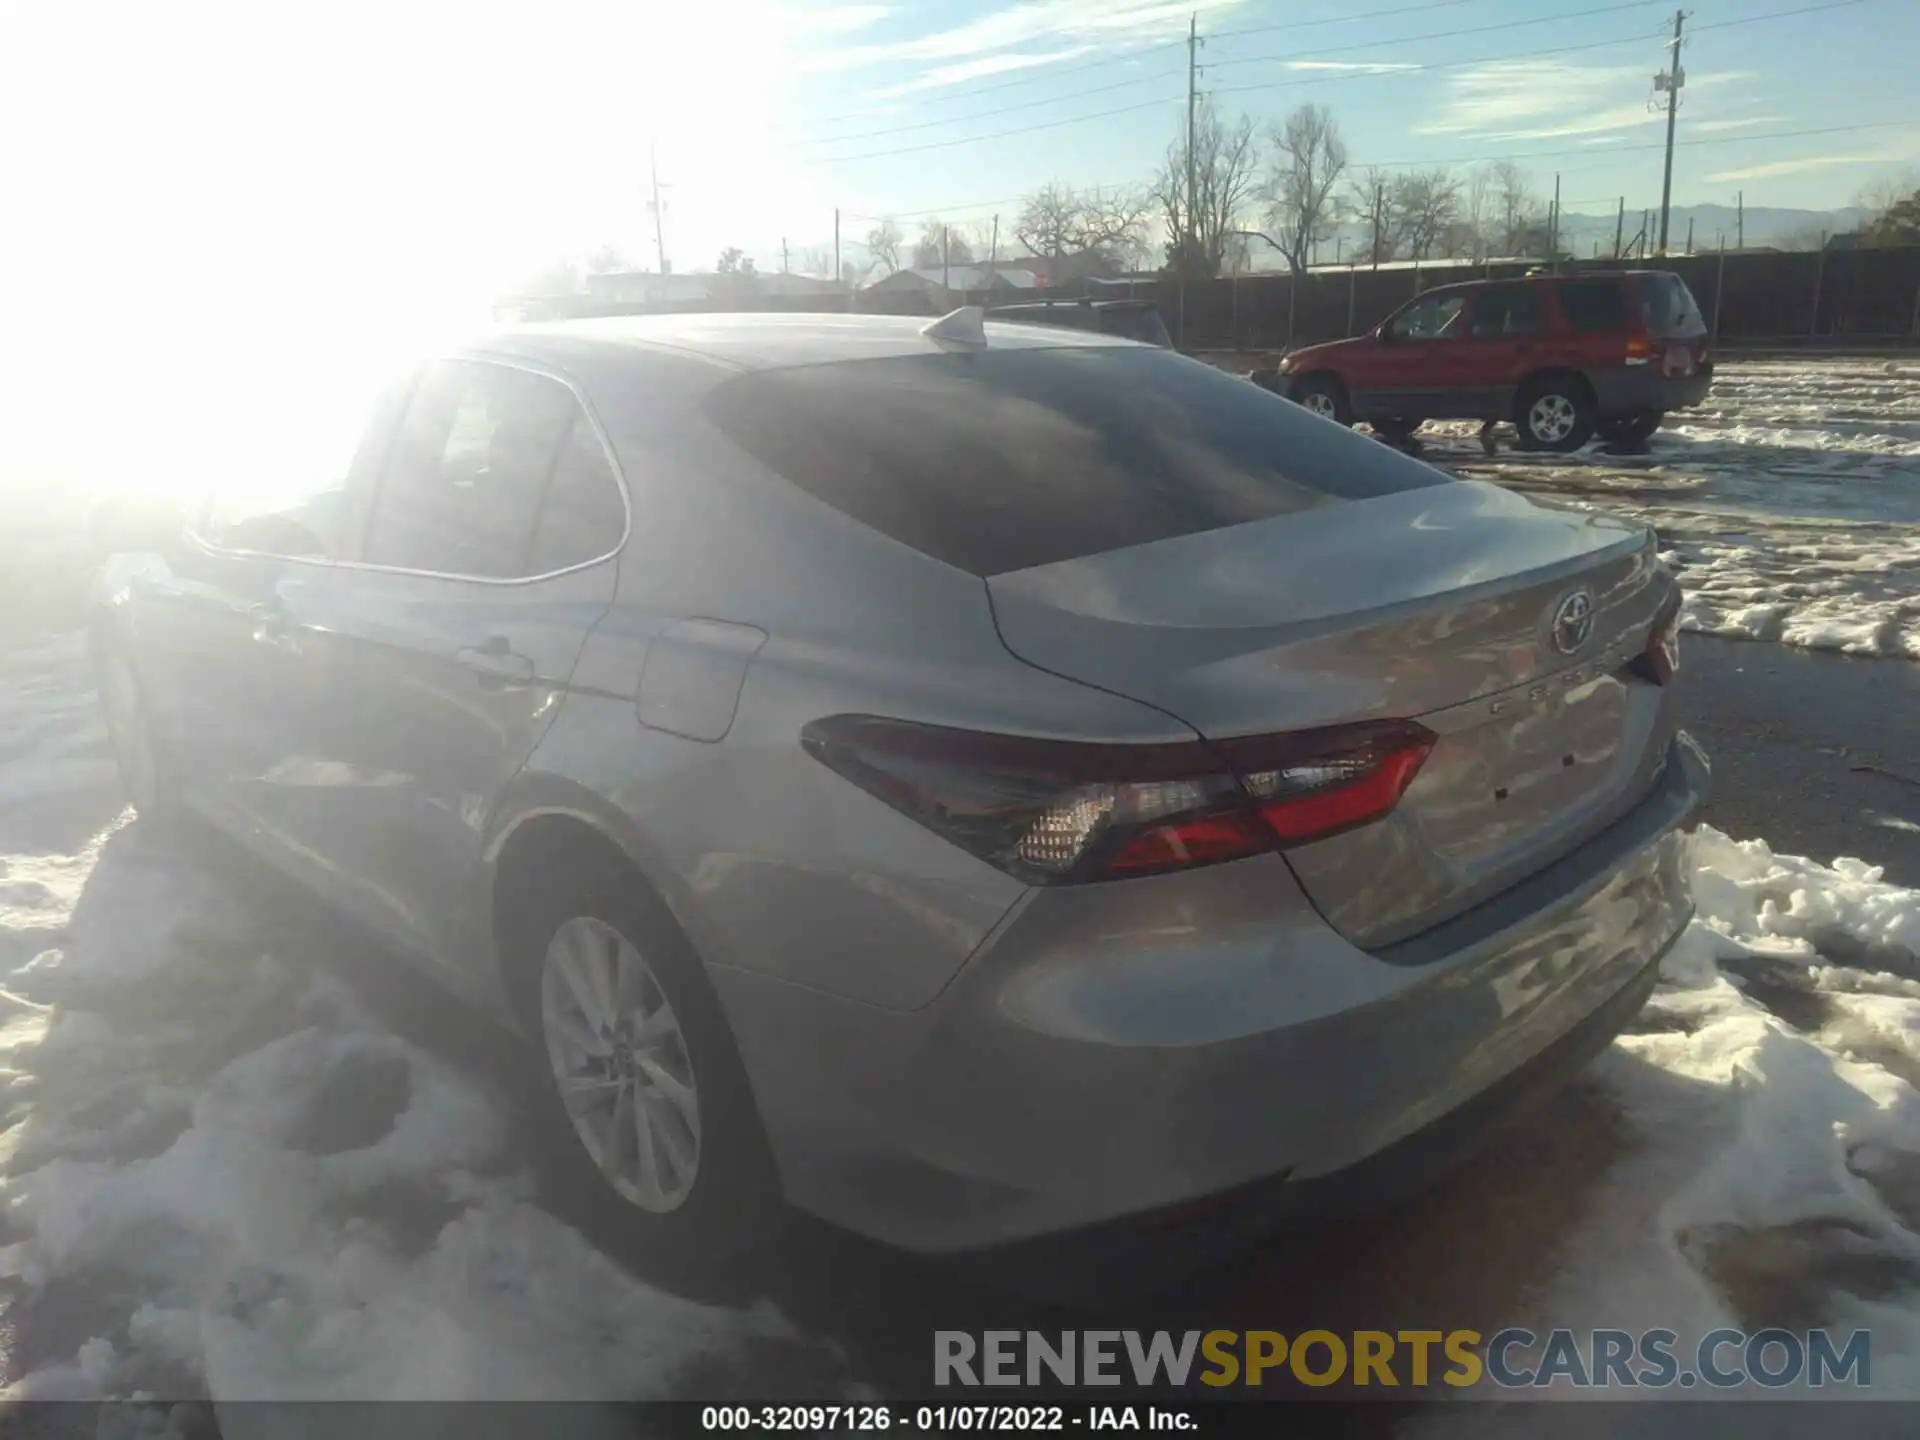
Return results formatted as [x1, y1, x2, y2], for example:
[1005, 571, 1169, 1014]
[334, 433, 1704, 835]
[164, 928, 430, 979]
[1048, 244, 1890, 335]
[810, 0, 1245, 77]
[1286, 60, 1420, 74]
[1415, 59, 1755, 143]
[1704, 153, 1886, 182]
[866, 47, 1095, 98]
[1692, 115, 1786, 133]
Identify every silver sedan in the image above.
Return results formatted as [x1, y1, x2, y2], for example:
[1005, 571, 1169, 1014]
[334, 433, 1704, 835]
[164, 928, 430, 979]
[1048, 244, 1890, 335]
[90, 310, 1706, 1261]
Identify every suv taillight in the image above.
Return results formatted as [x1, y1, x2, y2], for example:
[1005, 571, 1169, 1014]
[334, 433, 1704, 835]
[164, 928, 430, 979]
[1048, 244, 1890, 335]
[801, 715, 1435, 884]
[1631, 588, 1683, 685]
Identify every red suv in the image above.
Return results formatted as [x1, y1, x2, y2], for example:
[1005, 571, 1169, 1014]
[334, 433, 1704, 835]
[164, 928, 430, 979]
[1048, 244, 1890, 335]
[1274, 269, 1713, 451]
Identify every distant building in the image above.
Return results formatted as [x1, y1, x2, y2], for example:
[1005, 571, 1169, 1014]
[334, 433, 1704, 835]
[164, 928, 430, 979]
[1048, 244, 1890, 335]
[864, 265, 1040, 300]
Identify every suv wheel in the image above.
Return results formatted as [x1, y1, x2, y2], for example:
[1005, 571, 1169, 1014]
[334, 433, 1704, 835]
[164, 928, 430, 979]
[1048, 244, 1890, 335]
[1293, 375, 1353, 426]
[510, 850, 781, 1270]
[1597, 410, 1662, 448]
[1516, 376, 1596, 453]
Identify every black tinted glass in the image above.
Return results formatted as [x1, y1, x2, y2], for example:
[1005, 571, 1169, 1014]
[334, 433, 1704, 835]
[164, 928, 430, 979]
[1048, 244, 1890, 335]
[706, 348, 1448, 577]
[1468, 284, 1543, 337]
[367, 361, 574, 577]
[526, 417, 626, 573]
[1557, 281, 1630, 332]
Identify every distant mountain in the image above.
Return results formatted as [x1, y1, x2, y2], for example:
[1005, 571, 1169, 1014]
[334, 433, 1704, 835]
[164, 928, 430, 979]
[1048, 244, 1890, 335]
[1290, 203, 1870, 268]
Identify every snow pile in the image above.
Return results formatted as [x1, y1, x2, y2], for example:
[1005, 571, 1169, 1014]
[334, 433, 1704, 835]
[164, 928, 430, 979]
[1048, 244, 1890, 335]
[1443, 827, 1920, 1402]
[0, 826, 826, 1404]
[1431, 358, 1920, 662]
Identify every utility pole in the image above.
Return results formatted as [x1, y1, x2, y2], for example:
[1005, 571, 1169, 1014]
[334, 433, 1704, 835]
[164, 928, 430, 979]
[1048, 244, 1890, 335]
[1686, 216, 1694, 254]
[649, 142, 669, 273]
[1614, 197, 1625, 259]
[941, 225, 950, 292]
[1654, 9, 1687, 255]
[833, 209, 841, 289]
[1549, 172, 1561, 267]
[781, 237, 790, 275]
[1371, 178, 1384, 271]
[1737, 190, 1744, 249]
[1186, 12, 1200, 263]
[990, 214, 999, 270]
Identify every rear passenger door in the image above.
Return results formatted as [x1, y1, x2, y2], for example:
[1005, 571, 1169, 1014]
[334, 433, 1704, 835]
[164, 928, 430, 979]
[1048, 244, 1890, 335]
[1457, 283, 1546, 418]
[290, 357, 628, 990]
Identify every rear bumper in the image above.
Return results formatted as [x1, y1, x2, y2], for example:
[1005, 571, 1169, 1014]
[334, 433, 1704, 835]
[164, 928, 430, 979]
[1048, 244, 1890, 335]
[711, 733, 1709, 1255]
[1593, 361, 1714, 418]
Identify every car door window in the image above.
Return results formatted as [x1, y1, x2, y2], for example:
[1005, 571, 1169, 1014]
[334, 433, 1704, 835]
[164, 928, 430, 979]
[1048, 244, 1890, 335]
[198, 376, 410, 559]
[1556, 281, 1630, 333]
[365, 360, 577, 578]
[1386, 293, 1466, 341]
[524, 415, 627, 574]
[1467, 285, 1544, 338]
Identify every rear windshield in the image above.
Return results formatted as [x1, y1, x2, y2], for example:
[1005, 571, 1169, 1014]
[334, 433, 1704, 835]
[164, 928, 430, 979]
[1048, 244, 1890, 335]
[1637, 272, 1708, 337]
[705, 347, 1449, 576]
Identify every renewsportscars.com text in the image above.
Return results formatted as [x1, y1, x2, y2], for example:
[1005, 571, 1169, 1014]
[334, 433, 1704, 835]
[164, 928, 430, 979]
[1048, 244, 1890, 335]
[934, 1328, 1871, 1390]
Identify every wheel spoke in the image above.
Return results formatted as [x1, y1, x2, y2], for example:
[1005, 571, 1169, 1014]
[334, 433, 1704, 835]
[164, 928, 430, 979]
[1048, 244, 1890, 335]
[632, 1003, 679, 1046]
[638, 1054, 700, 1139]
[545, 1002, 608, 1060]
[605, 1081, 637, 1176]
[645, 1090, 697, 1180]
[554, 935, 612, 1036]
[632, 1086, 664, 1200]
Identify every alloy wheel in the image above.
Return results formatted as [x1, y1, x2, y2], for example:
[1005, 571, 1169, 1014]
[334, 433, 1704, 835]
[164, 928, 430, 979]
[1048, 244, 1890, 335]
[1302, 391, 1338, 420]
[540, 915, 703, 1213]
[1527, 393, 1578, 444]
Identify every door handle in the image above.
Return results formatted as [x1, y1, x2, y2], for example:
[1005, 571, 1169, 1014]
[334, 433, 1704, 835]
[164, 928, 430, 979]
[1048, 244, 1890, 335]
[457, 638, 536, 687]
[250, 603, 299, 652]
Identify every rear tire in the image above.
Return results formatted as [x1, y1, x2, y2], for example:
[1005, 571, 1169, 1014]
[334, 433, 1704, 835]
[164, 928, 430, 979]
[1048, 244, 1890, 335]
[1293, 374, 1353, 426]
[1515, 374, 1596, 453]
[504, 846, 782, 1275]
[93, 636, 182, 829]
[1373, 416, 1420, 448]
[1597, 410, 1662, 448]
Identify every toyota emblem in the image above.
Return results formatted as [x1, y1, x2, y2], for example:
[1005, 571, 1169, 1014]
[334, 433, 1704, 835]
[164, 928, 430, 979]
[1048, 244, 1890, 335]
[1551, 590, 1595, 655]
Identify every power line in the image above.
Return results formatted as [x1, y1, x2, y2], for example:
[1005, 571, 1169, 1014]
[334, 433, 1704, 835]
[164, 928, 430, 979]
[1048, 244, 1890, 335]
[806, 0, 1662, 150]
[808, 0, 1483, 126]
[845, 119, 1910, 229]
[812, 0, 1865, 165]
[1205, 0, 1664, 74]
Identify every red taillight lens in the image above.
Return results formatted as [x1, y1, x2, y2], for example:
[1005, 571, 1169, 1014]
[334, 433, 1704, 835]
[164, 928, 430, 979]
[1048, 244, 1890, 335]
[1632, 587, 1684, 685]
[800, 715, 1436, 884]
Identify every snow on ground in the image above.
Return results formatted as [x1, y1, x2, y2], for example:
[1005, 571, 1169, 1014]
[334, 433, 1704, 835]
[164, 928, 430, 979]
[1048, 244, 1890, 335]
[1416, 358, 1920, 661]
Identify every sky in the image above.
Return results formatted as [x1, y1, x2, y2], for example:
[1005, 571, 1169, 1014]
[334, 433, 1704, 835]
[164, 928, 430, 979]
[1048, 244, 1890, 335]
[0, 0, 1916, 493]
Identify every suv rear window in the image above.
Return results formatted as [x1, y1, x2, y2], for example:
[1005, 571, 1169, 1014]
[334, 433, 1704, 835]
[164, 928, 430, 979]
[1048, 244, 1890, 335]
[1555, 280, 1630, 332]
[1637, 272, 1708, 337]
[705, 348, 1448, 576]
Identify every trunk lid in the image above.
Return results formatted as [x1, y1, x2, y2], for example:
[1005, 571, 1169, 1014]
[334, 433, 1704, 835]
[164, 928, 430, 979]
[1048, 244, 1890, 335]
[987, 480, 1679, 947]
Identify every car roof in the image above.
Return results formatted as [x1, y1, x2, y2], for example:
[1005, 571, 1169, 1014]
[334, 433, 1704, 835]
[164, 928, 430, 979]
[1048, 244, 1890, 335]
[987, 299, 1159, 313]
[485, 310, 1137, 373]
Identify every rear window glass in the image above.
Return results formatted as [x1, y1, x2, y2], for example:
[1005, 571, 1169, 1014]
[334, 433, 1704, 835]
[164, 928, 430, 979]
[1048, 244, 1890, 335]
[1555, 281, 1630, 332]
[705, 348, 1449, 577]
[1637, 273, 1708, 337]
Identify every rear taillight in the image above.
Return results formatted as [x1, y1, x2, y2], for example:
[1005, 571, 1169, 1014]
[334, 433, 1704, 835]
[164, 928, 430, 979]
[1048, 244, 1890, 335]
[1632, 588, 1683, 684]
[801, 715, 1435, 884]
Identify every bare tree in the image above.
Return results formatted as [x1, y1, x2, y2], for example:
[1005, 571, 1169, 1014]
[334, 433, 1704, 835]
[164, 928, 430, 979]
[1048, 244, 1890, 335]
[583, 244, 632, 274]
[797, 245, 831, 276]
[1263, 103, 1348, 275]
[1014, 182, 1150, 267]
[1462, 165, 1497, 260]
[912, 219, 974, 270]
[1488, 160, 1538, 255]
[1393, 168, 1463, 260]
[1151, 102, 1262, 278]
[1344, 166, 1399, 264]
[1857, 167, 1920, 222]
[865, 218, 903, 275]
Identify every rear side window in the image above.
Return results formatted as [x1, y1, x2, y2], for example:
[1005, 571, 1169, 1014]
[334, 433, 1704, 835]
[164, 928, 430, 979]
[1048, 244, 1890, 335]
[526, 417, 627, 573]
[1556, 281, 1630, 332]
[705, 348, 1448, 577]
[1637, 273, 1708, 337]
[1467, 284, 1544, 337]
